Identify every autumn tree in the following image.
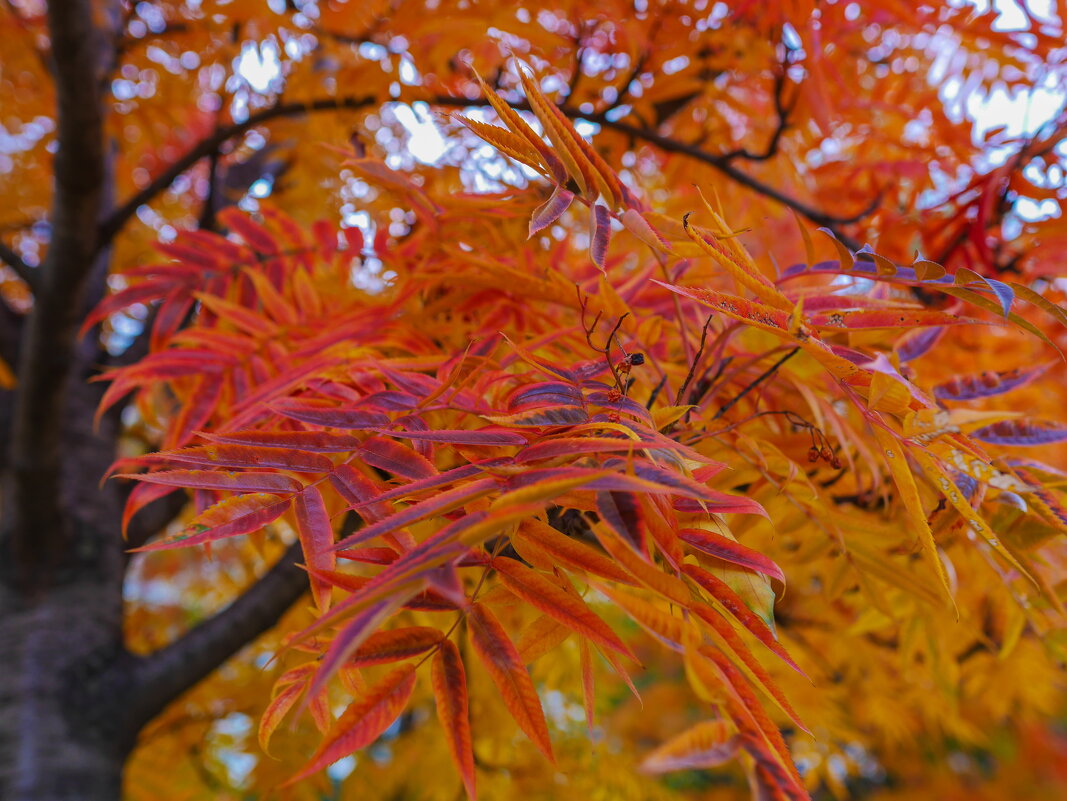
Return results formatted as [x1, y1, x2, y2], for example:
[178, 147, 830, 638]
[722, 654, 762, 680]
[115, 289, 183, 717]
[2, 2, 1067, 800]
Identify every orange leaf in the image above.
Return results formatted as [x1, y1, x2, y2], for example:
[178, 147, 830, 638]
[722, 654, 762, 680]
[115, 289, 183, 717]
[432, 639, 477, 801]
[287, 665, 416, 785]
[467, 603, 554, 762]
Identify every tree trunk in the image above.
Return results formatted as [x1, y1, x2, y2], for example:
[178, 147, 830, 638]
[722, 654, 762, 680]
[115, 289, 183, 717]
[0, 542, 134, 801]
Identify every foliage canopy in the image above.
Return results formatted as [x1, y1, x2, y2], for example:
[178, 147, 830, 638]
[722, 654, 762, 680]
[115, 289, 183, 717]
[2, 2, 1067, 800]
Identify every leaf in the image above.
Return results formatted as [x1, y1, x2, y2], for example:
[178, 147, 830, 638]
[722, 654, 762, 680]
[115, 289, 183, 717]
[871, 427, 955, 607]
[203, 430, 365, 452]
[348, 626, 442, 667]
[683, 214, 793, 311]
[817, 227, 854, 271]
[513, 518, 634, 583]
[117, 469, 303, 495]
[971, 419, 1067, 446]
[467, 603, 554, 762]
[492, 557, 635, 659]
[590, 203, 611, 270]
[287, 666, 416, 784]
[272, 400, 391, 430]
[374, 428, 527, 446]
[528, 185, 574, 238]
[678, 528, 785, 584]
[933, 363, 1052, 401]
[133, 492, 290, 551]
[431, 640, 477, 801]
[683, 563, 802, 674]
[594, 582, 693, 652]
[295, 485, 337, 611]
[640, 720, 740, 774]
[159, 443, 333, 473]
[259, 679, 307, 757]
[359, 435, 438, 479]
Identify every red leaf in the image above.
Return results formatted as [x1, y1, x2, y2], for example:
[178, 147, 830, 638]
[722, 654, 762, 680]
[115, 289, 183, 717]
[683, 564, 802, 674]
[432, 640, 477, 800]
[259, 679, 307, 757]
[117, 469, 303, 495]
[287, 666, 416, 784]
[132, 492, 290, 551]
[373, 428, 528, 446]
[348, 626, 442, 667]
[360, 435, 437, 479]
[203, 430, 365, 452]
[272, 400, 391, 430]
[467, 603, 554, 762]
[295, 485, 337, 610]
[678, 528, 786, 583]
[492, 557, 635, 660]
[159, 443, 333, 473]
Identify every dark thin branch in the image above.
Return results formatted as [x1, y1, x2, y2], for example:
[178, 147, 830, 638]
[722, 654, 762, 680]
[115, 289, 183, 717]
[98, 95, 377, 247]
[98, 87, 874, 259]
[675, 314, 715, 406]
[713, 347, 799, 421]
[719, 70, 795, 164]
[433, 96, 873, 246]
[128, 540, 308, 731]
[0, 240, 36, 292]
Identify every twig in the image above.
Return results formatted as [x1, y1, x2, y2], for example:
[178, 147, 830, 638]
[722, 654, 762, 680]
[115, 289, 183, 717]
[0, 239, 37, 292]
[712, 347, 799, 421]
[675, 314, 714, 405]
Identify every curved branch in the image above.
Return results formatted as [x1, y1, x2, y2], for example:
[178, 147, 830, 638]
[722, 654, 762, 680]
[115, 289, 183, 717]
[0, 240, 36, 292]
[97, 95, 377, 247]
[128, 540, 307, 731]
[432, 96, 872, 248]
[98, 89, 874, 255]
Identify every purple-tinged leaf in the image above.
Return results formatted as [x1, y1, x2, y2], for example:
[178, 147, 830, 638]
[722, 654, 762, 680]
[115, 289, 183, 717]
[590, 203, 611, 271]
[372, 428, 528, 446]
[360, 436, 438, 479]
[117, 469, 302, 495]
[273, 399, 391, 429]
[896, 326, 944, 362]
[529, 186, 575, 238]
[971, 419, 1067, 446]
[202, 430, 365, 452]
[678, 528, 786, 583]
[933, 363, 1052, 401]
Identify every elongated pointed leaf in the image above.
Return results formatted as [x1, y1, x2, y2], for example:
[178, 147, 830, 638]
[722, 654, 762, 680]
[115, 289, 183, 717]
[467, 603, 554, 762]
[492, 557, 635, 659]
[678, 528, 785, 584]
[641, 720, 740, 774]
[432, 640, 477, 800]
[133, 492, 290, 551]
[295, 485, 337, 610]
[287, 666, 416, 784]
[118, 469, 303, 495]
[348, 626, 442, 667]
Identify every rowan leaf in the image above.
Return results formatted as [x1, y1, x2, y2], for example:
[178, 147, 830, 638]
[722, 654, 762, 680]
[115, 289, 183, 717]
[287, 666, 416, 784]
[467, 603, 554, 762]
[431, 639, 477, 801]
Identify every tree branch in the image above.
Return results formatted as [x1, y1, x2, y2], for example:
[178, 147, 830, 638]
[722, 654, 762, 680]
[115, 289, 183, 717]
[97, 96, 377, 247]
[432, 96, 873, 247]
[128, 540, 307, 731]
[98, 87, 875, 259]
[0, 240, 37, 292]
